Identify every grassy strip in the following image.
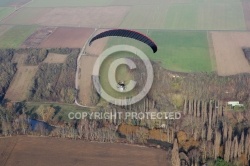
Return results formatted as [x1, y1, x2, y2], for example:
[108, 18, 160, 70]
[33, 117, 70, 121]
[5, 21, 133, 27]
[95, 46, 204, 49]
[0, 25, 37, 48]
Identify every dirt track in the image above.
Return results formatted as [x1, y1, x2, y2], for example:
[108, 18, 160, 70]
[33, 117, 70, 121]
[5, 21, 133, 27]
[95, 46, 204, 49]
[78, 55, 97, 106]
[0, 136, 167, 166]
[39, 27, 94, 48]
[211, 32, 250, 76]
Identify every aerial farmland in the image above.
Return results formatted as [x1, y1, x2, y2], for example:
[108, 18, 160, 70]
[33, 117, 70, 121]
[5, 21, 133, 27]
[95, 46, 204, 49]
[0, 0, 249, 74]
[1, 0, 250, 165]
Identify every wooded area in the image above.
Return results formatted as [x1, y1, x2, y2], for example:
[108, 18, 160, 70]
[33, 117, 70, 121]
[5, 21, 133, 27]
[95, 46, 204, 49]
[0, 49, 250, 165]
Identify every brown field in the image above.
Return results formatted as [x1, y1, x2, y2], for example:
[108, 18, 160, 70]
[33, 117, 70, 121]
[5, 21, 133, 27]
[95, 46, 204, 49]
[5, 65, 38, 101]
[21, 27, 56, 48]
[43, 53, 68, 63]
[39, 27, 94, 48]
[0, 137, 18, 166]
[86, 29, 109, 56]
[211, 32, 250, 76]
[242, 0, 250, 30]
[78, 55, 97, 106]
[0, 136, 167, 166]
[36, 7, 130, 28]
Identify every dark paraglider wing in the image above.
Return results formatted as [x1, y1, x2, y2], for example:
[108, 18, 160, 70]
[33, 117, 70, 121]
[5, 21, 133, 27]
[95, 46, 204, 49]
[89, 29, 158, 53]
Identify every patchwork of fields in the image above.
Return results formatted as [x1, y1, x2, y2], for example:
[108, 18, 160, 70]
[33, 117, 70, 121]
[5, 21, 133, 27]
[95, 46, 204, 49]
[2, 2, 249, 166]
[0, 1, 247, 30]
[120, 5, 168, 29]
[0, 2, 249, 166]
[120, 2, 246, 30]
[36, 7, 130, 28]
[165, 2, 246, 30]
[2, 7, 52, 25]
[0, 0, 249, 82]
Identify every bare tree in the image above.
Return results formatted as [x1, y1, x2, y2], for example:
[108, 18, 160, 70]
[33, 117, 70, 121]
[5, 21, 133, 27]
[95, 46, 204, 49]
[188, 148, 200, 166]
[135, 127, 148, 144]
[171, 139, 181, 166]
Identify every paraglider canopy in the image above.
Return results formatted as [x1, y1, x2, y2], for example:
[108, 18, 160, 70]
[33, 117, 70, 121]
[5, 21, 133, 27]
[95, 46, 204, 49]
[89, 29, 158, 53]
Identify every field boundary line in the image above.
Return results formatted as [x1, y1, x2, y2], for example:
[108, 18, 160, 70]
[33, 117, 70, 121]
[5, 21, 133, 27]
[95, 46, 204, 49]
[17, 0, 34, 10]
[117, 6, 132, 28]
[240, 1, 248, 30]
[0, 0, 34, 23]
[0, 8, 16, 23]
[26, 101, 94, 109]
[207, 31, 217, 72]
[2, 137, 18, 166]
[1, 22, 250, 31]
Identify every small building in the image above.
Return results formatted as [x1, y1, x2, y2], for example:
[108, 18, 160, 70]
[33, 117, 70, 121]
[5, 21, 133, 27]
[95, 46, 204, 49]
[227, 101, 244, 107]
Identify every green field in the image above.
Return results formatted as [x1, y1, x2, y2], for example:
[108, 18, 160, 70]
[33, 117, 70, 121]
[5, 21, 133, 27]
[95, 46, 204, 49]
[0, 25, 37, 48]
[27, 0, 113, 7]
[0, 7, 14, 21]
[105, 31, 213, 72]
[165, 2, 246, 30]
[0, 0, 246, 31]
[119, 1, 246, 30]
[120, 5, 168, 29]
[148, 31, 212, 72]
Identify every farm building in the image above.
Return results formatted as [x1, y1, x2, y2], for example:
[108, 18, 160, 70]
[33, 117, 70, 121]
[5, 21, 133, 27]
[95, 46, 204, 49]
[227, 101, 244, 107]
